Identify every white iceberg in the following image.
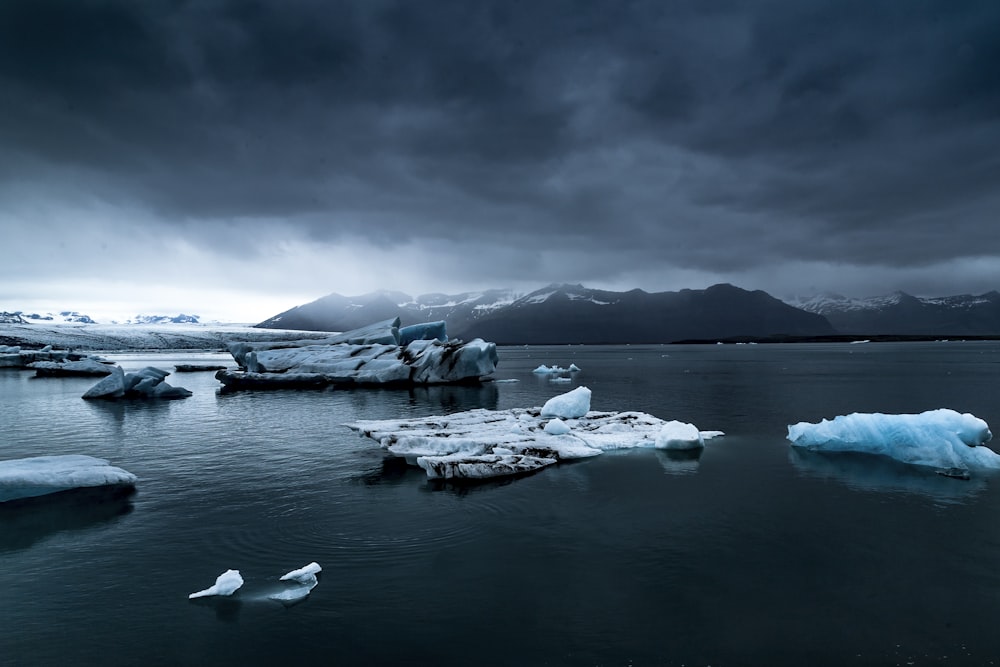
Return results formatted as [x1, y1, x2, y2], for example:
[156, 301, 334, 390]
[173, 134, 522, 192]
[270, 562, 322, 603]
[218, 318, 498, 389]
[540, 386, 591, 419]
[346, 388, 721, 481]
[0, 455, 137, 503]
[189, 570, 244, 599]
[787, 409, 1000, 472]
[544, 418, 571, 435]
[280, 562, 322, 583]
[531, 363, 581, 375]
[82, 366, 192, 400]
[654, 421, 705, 450]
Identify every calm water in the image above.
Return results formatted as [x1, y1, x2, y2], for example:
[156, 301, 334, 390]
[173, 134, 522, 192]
[3, 342, 1000, 666]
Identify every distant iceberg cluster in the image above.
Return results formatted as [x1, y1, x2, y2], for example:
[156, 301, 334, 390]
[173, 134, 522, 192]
[0, 344, 74, 369]
[346, 386, 722, 481]
[216, 317, 498, 390]
[787, 409, 1000, 473]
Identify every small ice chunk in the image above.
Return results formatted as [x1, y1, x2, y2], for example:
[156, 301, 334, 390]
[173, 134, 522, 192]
[189, 570, 244, 599]
[544, 418, 571, 435]
[568, 363, 581, 372]
[280, 562, 322, 583]
[655, 421, 705, 450]
[541, 386, 591, 419]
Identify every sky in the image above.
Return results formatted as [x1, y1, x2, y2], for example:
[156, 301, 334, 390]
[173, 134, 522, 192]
[2, 0, 999, 323]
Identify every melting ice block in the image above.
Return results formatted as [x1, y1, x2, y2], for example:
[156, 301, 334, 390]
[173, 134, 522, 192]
[0, 455, 137, 503]
[189, 570, 244, 599]
[787, 409, 1000, 471]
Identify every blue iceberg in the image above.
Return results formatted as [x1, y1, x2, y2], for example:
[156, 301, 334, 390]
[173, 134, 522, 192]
[787, 409, 1000, 473]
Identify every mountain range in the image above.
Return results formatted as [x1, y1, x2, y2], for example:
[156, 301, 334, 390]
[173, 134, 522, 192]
[786, 291, 1000, 335]
[0, 311, 202, 325]
[256, 283, 837, 344]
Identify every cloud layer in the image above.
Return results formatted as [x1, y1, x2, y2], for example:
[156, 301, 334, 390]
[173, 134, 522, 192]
[2, 0, 999, 320]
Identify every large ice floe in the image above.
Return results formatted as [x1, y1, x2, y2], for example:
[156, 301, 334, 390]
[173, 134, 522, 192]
[82, 366, 193, 399]
[0, 455, 137, 503]
[346, 386, 722, 481]
[787, 409, 1000, 474]
[216, 317, 498, 390]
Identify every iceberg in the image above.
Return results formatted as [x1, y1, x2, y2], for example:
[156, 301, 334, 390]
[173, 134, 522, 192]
[0, 344, 73, 368]
[0, 455, 137, 503]
[346, 387, 721, 481]
[29, 358, 115, 377]
[82, 366, 192, 400]
[270, 562, 322, 604]
[540, 386, 591, 418]
[217, 319, 498, 390]
[531, 363, 581, 375]
[280, 562, 322, 583]
[654, 421, 705, 450]
[189, 570, 244, 599]
[787, 409, 1000, 472]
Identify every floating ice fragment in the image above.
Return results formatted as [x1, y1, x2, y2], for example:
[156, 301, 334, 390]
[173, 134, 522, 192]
[189, 570, 244, 599]
[280, 562, 322, 583]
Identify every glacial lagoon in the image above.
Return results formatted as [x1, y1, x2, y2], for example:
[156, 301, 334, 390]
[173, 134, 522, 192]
[3, 342, 1000, 666]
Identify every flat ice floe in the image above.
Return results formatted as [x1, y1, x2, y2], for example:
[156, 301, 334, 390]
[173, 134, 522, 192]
[346, 386, 722, 481]
[0, 455, 137, 503]
[787, 409, 1000, 473]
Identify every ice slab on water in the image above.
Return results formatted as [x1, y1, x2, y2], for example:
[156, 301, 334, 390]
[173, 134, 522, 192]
[346, 387, 722, 480]
[787, 409, 1000, 472]
[0, 455, 137, 503]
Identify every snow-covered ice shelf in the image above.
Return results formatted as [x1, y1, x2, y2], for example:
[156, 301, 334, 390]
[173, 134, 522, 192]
[346, 386, 722, 481]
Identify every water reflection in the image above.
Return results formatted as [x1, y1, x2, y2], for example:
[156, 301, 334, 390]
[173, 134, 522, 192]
[405, 382, 499, 413]
[0, 486, 135, 552]
[656, 448, 702, 476]
[355, 455, 419, 486]
[84, 398, 175, 423]
[789, 448, 988, 503]
[188, 596, 243, 623]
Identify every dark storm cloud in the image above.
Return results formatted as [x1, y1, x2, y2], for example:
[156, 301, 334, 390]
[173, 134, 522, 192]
[1, 0, 999, 289]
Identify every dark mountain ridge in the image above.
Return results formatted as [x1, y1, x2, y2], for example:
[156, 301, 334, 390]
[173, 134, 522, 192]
[257, 283, 835, 344]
